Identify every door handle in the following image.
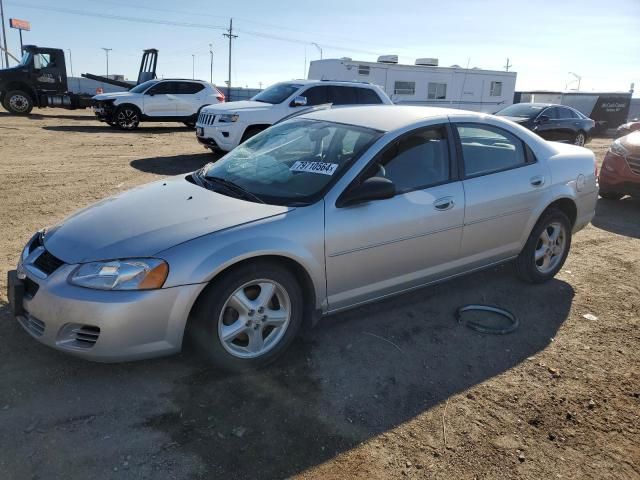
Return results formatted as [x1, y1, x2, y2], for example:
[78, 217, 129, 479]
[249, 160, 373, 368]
[433, 196, 455, 211]
[530, 175, 545, 187]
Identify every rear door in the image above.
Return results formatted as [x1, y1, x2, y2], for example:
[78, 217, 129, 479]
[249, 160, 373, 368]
[557, 107, 579, 142]
[324, 124, 465, 310]
[454, 122, 548, 266]
[143, 81, 179, 117]
[174, 81, 206, 116]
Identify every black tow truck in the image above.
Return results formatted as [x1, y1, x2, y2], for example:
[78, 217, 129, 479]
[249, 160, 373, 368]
[0, 45, 157, 115]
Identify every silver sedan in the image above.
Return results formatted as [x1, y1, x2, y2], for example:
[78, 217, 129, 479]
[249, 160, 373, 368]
[8, 106, 599, 369]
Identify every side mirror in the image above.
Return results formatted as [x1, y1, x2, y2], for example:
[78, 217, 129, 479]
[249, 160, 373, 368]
[292, 96, 307, 107]
[537, 115, 550, 124]
[338, 177, 396, 207]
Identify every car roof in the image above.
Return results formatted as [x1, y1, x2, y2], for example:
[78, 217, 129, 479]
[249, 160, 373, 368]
[299, 105, 473, 131]
[156, 78, 209, 83]
[277, 79, 378, 88]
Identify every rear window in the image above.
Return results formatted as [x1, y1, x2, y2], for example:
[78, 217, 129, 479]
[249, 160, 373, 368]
[357, 88, 383, 104]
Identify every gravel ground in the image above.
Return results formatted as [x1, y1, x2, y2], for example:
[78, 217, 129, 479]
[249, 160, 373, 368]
[0, 109, 638, 480]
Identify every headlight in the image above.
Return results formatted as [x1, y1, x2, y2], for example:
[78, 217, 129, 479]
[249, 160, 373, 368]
[218, 113, 239, 123]
[609, 139, 628, 158]
[69, 258, 169, 290]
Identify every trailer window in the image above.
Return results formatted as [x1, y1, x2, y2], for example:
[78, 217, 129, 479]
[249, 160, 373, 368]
[394, 81, 415, 95]
[490, 81, 503, 97]
[427, 82, 447, 100]
[358, 65, 370, 76]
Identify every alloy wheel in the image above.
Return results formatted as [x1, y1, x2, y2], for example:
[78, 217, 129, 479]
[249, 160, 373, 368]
[116, 109, 139, 129]
[574, 133, 585, 146]
[534, 222, 566, 274]
[9, 94, 30, 113]
[217, 279, 291, 359]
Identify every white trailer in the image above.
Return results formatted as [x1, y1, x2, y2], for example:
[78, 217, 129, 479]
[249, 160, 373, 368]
[308, 56, 517, 113]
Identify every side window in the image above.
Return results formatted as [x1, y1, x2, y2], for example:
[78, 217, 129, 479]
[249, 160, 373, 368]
[34, 53, 54, 69]
[543, 107, 559, 120]
[328, 86, 357, 105]
[559, 107, 576, 119]
[427, 82, 447, 99]
[368, 127, 451, 193]
[148, 82, 178, 95]
[357, 88, 383, 105]
[455, 124, 527, 177]
[178, 82, 205, 94]
[394, 81, 415, 95]
[300, 86, 329, 106]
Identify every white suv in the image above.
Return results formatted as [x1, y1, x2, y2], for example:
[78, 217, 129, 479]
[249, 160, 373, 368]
[195, 80, 392, 152]
[92, 79, 225, 130]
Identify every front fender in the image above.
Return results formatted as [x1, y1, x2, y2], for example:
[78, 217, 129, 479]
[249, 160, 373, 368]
[157, 202, 327, 310]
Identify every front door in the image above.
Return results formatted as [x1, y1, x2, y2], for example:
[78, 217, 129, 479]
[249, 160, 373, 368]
[31, 51, 66, 94]
[454, 123, 549, 265]
[143, 81, 179, 117]
[325, 125, 465, 311]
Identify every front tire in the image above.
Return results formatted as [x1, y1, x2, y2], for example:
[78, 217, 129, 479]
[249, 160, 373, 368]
[3, 90, 33, 115]
[573, 131, 586, 146]
[188, 261, 304, 371]
[114, 105, 141, 130]
[516, 209, 572, 283]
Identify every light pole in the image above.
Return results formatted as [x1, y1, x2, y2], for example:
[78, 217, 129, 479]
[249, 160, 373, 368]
[101, 47, 112, 77]
[568, 72, 581, 91]
[209, 43, 213, 84]
[192, 54, 195, 80]
[0, 0, 9, 67]
[311, 42, 322, 60]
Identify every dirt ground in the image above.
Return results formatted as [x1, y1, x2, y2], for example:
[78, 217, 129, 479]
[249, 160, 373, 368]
[0, 109, 638, 480]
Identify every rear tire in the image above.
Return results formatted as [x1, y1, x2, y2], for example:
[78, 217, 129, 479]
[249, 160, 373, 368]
[114, 105, 141, 130]
[188, 261, 304, 371]
[600, 191, 624, 200]
[516, 209, 572, 283]
[573, 131, 586, 146]
[3, 90, 33, 115]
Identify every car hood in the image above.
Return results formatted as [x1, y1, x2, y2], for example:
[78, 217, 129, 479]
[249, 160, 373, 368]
[202, 100, 272, 114]
[93, 92, 135, 101]
[43, 175, 291, 264]
[620, 131, 640, 153]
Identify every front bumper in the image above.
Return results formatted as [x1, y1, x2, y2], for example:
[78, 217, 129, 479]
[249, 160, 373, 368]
[195, 122, 244, 152]
[8, 263, 204, 363]
[91, 101, 116, 123]
[599, 152, 640, 195]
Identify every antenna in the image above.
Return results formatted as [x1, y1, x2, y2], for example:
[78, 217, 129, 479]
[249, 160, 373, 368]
[504, 58, 512, 72]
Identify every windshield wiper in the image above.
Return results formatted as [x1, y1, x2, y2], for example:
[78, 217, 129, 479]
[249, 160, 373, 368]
[204, 175, 266, 204]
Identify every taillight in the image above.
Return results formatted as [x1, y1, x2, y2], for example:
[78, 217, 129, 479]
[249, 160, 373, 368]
[216, 89, 225, 102]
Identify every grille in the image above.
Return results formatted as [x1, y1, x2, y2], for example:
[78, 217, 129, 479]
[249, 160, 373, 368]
[19, 314, 45, 337]
[33, 250, 65, 275]
[197, 112, 217, 126]
[72, 325, 101, 348]
[24, 277, 39, 298]
[626, 155, 640, 175]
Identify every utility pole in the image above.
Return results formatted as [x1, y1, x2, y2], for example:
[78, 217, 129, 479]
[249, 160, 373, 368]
[504, 58, 512, 72]
[192, 54, 195, 80]
[209, 43, 213, 84]
[102, 47, 112, 77]
[0, 0, 9, 67]
[311, 42, 322, 60]
[222, 18, 237, 101]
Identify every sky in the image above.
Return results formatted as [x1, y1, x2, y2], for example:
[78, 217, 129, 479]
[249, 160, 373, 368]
[1, 0, 639, 96]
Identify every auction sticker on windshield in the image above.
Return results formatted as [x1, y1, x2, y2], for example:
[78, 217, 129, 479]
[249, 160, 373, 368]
[290, 161, 338, 175]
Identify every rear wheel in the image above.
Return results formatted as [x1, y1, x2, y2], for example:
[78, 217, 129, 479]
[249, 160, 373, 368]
[600, 191, 624, 200]
[114, 105, 141, 130]
[516, 209, 572, 283]
[3, 90, 33, 115]
[188, 261, 304, 371]
[573, 131, 586, 146]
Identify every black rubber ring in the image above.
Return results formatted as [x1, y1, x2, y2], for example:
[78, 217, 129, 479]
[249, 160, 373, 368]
[456, 304, 519, 335]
